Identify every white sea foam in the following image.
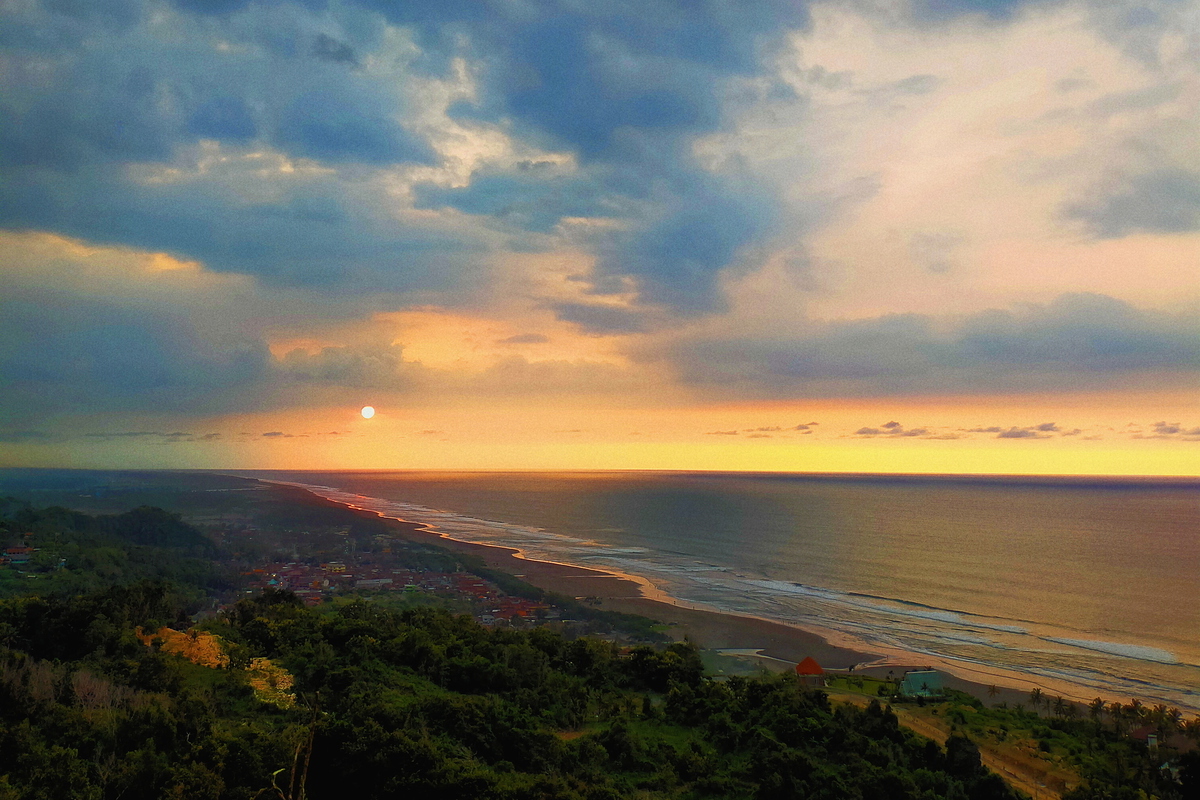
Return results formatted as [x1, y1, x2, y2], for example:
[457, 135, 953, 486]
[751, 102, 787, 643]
[1044, 638, 1179, 665]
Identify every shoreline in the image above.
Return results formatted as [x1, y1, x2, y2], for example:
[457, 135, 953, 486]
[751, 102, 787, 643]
[266, 479, 1189, 713]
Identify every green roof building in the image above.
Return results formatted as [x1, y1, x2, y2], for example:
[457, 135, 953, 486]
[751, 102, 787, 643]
[900, 670, 944, 698]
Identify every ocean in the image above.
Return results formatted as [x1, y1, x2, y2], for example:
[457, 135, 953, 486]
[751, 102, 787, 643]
[245, 470, 1200, 713]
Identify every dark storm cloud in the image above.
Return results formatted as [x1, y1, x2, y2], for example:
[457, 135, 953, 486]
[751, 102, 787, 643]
[277, 92, 436, 166]
[0, 0, 493, 295]
[666, 293, 1200, 396]
[406, 0, 792, 315]
[4, 0, 1066, 332]
[0, 0, 801, 316]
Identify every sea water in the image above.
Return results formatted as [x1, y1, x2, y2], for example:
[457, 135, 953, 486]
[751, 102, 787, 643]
[246, 470, 1200, 713]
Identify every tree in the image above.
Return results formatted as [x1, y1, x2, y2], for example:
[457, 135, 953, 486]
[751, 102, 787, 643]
[1178, 750, 1200, 800]
[945, 735, 983, 780]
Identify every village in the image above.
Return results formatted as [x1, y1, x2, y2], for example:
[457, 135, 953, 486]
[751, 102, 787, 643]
[204, 513, 569, 627]
[238, 559, 554, 626]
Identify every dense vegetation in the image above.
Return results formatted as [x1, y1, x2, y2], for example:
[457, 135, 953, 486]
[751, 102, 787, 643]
[1, 583, 1023, 800]
[0, 499, 227, 601]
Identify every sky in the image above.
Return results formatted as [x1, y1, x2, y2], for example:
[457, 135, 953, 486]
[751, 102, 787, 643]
[0, 0, 1197, 475]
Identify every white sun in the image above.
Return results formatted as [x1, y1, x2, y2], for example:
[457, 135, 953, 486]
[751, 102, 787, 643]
[360, 406, 375, 419]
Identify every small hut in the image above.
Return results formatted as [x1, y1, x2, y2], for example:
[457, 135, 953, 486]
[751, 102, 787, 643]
[795, 656, 825, 687]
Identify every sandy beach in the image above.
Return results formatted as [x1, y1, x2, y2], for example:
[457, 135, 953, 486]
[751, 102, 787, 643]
[309, 484, 1083, 707]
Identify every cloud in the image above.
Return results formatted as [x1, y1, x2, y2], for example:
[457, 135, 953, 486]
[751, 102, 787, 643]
[907, 230, 964, 274]
[1068, 169, 1200, 237]
[0, 232, 644, 436]
[1147, 421, 1200, 438]
[84, 431, 193, 441]
[497, 333, 550, 345]
[0, 431, 54, 444]
[996, 427, 1049, 439]
[706, 430, 740, 436]
[0, 235, 274, 425]
[277, 344, 413, 390]
[663, 293, 1200, 397]
[0, 0, 502, 298]
[312, 33, 359, 67]
[0, 0, 815, 318]
[278, 92, 436, 166]
[261, 431, 293, 438]
[851, 423, 933, 438]
[909, 0, 1028, 22]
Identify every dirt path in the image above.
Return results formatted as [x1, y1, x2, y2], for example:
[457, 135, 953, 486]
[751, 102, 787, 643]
[830, 693, 1066, 800]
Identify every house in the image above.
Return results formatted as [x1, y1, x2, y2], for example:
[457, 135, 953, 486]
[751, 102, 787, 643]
[795, 657, 826, 687]
[900, 670, 944, 698]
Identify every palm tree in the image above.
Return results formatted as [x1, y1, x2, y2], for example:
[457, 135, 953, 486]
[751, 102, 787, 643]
[1030, 688, 1043, 710]
[1109, 702, 1126, 735]
[1088, 697, 1106, 726]
[1052, 696, 1067, 718]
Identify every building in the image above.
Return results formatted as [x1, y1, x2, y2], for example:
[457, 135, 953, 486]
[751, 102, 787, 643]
[795, 657, 826, 687]
[900, 670, 944, 698]
[3, 546, 34, 564]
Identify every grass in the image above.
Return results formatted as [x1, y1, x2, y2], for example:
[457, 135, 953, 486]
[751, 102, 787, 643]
[825, 674, 895, 697]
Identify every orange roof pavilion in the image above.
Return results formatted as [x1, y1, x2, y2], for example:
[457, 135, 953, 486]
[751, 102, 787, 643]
[795, 656, 824, 676]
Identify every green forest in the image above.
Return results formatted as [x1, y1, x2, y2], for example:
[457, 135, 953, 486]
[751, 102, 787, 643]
[2, 581, 1021, 800]
[1, 495, 1197, 800]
